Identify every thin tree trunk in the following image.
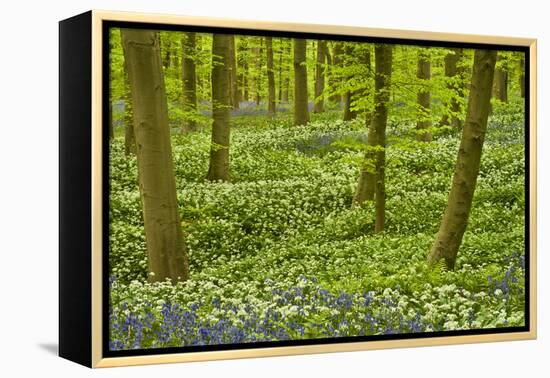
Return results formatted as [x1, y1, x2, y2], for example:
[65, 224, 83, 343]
[352, 48, 375, 207]
[293, 38, 310, 126]
[373, 44, 393, 233]
[282, 40, 290, 103]
[427, 49, 497, 270]
[206, 34, 231, 182]
[229, 36, 239, 109]
[493, 54, 508, 103]
[314, 40, 327, 113]
[278, 39, 284, 104]
[416, 48, 432, 142]
[266, 36, 276, 115]
[181, 32, 198, 133]
[121, 29, 189, 283]
[255, 38, 264, 106]
[330, 42, 344, 104]
[343, 44, 358, 121]
[440, 48, 465, 129]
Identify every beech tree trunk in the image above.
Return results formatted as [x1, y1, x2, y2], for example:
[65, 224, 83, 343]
[282, 41, 291, 103]
[372, 44, 393, 233]
[493, 54, 508, 103]
[121, 29, 189, 283]
[255, 39, 263, 106]
[314, 40, 327, 113]
[293, 38, 310, 126]
[427, 49, 497, 270]
[181, 32, 198, 133]
[440, 48, 465, 129]
[278, 40, 284, 104]
[416, 48, 432, 142]
[229, 36, 239, 109]
[352, 48, 375, 207]
[266, 36, 276, 115]
[343, 45, 358, 121]
[206, 34, 231, 182]
[330, 42, 344, 103]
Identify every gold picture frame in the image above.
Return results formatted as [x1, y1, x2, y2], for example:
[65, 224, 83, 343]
[59, 9, 537, 368]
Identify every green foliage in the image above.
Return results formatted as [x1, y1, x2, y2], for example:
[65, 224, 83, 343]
[109, 107, 526, 341]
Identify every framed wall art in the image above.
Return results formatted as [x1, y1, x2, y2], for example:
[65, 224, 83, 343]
[59, 10, 537, 368]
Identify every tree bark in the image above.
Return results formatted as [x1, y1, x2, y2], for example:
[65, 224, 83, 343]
[229, 36, 239, 109]
[427, 49, 497, 270]
[266, 36, 277, 115]
[121, 29, 189, 283]
[330, 42, 344, 104]
[352, 48, 376, 207]
[416, 48, 432, 142]
[278, 39, 283, 104]
[282, 40, 291, 103]
[493, 54, 508, 103]
[293, 38, 310, 126]
[255, 38, 264, 106]
[206, 34, 231, 182]
[181, 32, 198, 133]
[314, 40, 327, 113]
[440, 48, 465, 129]
[372, 44, 393, 233]
[342, 45, 358, 121]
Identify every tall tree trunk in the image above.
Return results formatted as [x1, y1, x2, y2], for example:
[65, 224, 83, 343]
[343, 44, 358, 121]
[206, 34, 231, 182]
[330, 42, 344, 104]
[314, 40, 327, 113]
[293, 38, 310, 126]
[278, 39, 283, 104]
[121, 29, 189, 283]
[351, 47, 376, 207]
[229, 36, 239, 109]
[161, 35, 171, 70]
[493, 54, 508, 103]
[255, 38, 264, 106]
[373, 44, 393, 233]
[266, 36, 276, 115]
[440, 48, 465, 129]
[282, 40, 291, 103]
[181, 32, 198, 133]
[427, 49, 497, 270]
[416, 48, 432, 142]
[243, 59, 249, 102]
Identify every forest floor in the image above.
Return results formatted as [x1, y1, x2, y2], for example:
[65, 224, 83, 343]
[108, 109, 526, 350]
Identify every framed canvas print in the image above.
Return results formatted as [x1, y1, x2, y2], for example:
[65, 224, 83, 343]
[59, 10, 537, 368]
